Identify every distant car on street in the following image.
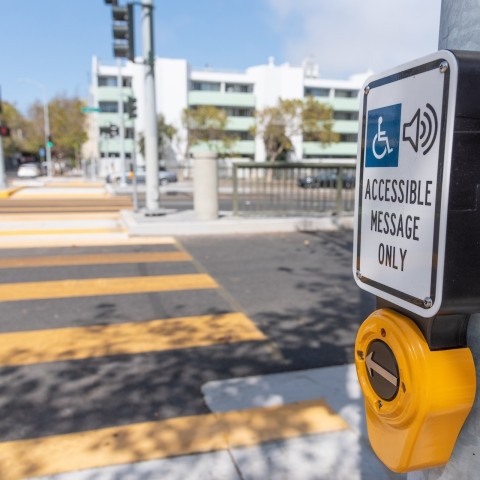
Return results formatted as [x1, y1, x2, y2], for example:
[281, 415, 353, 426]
[128, 166, 178, 185]
[17, 163, 42, 178]
[107, 166, 178, 185]
[297, 170, 355, 189]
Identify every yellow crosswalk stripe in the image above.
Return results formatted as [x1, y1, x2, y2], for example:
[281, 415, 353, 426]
[0, 274, 218, 302]
[0, 251, 191, 269]
[0, 312, 265, 366]
[0, 236, 177, 249]
[0, 399, 348, 480]
[0, 228, 125, 236]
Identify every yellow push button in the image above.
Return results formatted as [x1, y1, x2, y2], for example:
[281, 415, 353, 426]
[355, 308, 476, 472]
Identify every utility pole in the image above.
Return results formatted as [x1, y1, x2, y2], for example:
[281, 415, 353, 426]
[19, 78, 52, 177]
[44, 96, 52, 177]
[0, 87, 6, 189]
[408, 1, 480, 479]
[117, 58, 127, 187]
[142, 0, 160, 213]
[0, 134, 5, 190]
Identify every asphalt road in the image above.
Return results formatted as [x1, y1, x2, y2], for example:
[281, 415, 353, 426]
[180, 231, 375, 369]
[0, 229, 375, 470]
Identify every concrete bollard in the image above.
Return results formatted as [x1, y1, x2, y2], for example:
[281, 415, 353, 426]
[193, 151, 219, 221]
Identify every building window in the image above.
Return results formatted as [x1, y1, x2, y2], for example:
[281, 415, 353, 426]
[234, 130, 254, 140]
[224, 107, 254, 117]
[99, 101, 119, 113]
[304, 154, 356, 159]
[191, 81, 221, 91]
[98, 76, 117, 87]
[100, 152, 120, 158]
[340, 133, 358, 143]
[225, 83, 253, 93]
[333, 111, 359, 121]
[99, 126, 135, 139]
[304, 87, 330, 97]
[122, 77, 132, 87]
[98, 101, 130, 113]
[189, 130, 253, 141]
[334, 89, 359, 98]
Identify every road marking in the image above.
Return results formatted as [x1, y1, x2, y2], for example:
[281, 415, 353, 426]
[0, 235, 177, 249]
[0, 274, 218, 302]
[0, 212, 120, 220]
[0, 228, 126, 236]
[0, 399, 348, 480]
[0, 251, 191, 269]
[0, 312, 264, 366]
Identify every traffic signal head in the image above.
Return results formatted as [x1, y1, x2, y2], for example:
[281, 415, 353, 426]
[112, 3, 135, 61]
[47, 135, 54, 148]
[0, 125, 10, 137]
[126, 96, 137, 119]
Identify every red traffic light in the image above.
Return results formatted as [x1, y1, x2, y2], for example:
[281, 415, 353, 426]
[0, 126, 10, 137]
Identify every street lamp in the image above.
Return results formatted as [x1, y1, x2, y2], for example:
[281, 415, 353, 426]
[19, 78, 53, 177]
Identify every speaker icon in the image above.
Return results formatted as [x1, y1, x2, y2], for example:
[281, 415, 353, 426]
[402, 103, 438, 155]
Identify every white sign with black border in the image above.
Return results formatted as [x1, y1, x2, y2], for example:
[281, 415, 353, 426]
[353, 51, 458, 318]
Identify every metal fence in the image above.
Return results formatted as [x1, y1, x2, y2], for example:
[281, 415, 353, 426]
[232, 162, 356, 217]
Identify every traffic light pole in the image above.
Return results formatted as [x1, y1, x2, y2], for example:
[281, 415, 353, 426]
[408, 1, 480, 479]
[0, 90, 6, 189]
[142, 0, 160, 213]
[0, 135, 6, 190]
[44, 99, 52, 178]
[0, 101, 7, 189]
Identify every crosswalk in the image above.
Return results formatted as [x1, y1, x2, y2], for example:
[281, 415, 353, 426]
[0, 222, 348, 479]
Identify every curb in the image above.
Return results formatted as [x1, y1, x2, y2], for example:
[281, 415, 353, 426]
[0, 187, 24, 198]
[120, 210, 354, 237]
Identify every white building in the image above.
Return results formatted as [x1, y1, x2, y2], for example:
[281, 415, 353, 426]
[85, 55, 370, 177]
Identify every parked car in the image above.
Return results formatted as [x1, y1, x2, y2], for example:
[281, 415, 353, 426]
[107, 167, 178, 185]
[298, 170, 355, 189]
[128, 166, 178, 185]
[17, 163, 42, 178]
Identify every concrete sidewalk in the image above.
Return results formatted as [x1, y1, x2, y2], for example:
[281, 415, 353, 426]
[31, 365, 403, 480]
[120, 209, 354, 237]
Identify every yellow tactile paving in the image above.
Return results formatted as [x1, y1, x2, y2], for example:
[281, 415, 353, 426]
[0, 312, 266, 366]
[0, 274, 218, 302]
[0, 399, 348, 480]
[0, 251, 191, 269]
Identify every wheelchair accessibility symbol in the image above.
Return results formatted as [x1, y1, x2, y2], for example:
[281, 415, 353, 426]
[373, 116, 394, 160]
[365, 104, 402, 168]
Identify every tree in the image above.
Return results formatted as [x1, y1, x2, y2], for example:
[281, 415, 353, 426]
[49, 95, 87, 165]
[0, 101, 29, 156]
[138, 114, 177, 161]
[24, 95, 87, 166]
[181, 105, 237, 157]
[252, 97, 339, 162]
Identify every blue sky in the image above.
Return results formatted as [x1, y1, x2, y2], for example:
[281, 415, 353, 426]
[1, 0, 441, 114]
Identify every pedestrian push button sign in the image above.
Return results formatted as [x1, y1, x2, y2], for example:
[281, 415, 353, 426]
[353, 51, 458, 318]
